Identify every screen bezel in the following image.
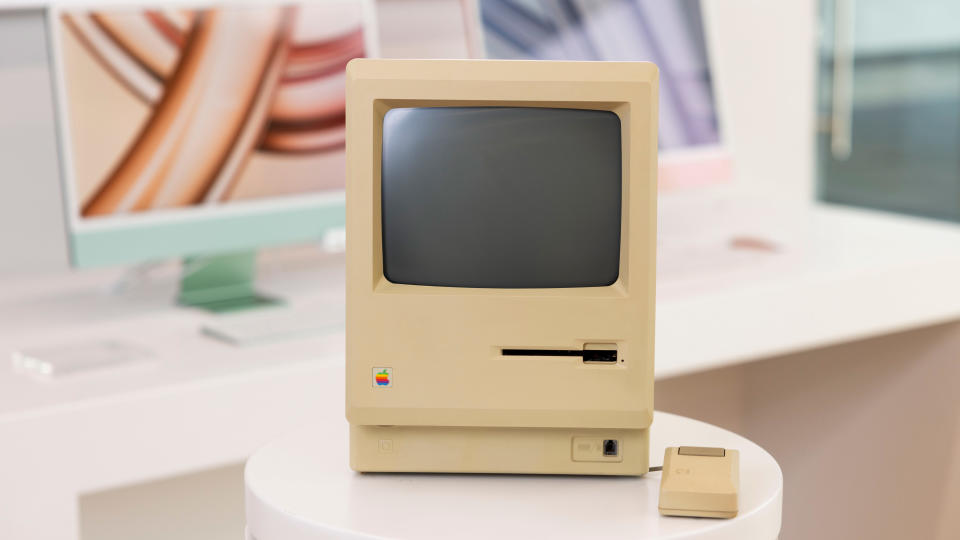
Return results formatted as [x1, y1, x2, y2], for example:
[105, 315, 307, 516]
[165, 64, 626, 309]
[346, 59, 657, 299]
[347, 61, 657, 297]
[376, 100, 631, 297]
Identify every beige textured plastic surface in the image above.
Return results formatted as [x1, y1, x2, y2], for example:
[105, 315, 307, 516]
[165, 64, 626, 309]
[659, 446, 740, 518]
[351, 425, 648, 475]
[345, 59, 658, 475]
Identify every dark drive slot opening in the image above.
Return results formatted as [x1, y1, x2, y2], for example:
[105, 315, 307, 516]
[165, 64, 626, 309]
[501, 349, 583, 357]
[501, 349, 618, 363]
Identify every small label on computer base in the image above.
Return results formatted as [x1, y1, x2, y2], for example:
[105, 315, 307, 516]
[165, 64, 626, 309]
[373, 367, 392, 387]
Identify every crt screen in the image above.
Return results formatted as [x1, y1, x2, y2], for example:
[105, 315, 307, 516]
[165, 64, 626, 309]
[381, 106, 622, 288]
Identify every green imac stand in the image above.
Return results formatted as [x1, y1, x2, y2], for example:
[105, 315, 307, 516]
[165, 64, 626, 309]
[178, 251, 280, 313]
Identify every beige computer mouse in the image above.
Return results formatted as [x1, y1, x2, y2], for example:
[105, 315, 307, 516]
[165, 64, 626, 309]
[658, 446, 740, 518]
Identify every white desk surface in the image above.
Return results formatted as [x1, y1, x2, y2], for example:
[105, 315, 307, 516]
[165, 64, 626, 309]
[3, 195, 960, 538]
[656, 193, 960, 377]
[245, 410, 783, 540]
[0, 248, 348, 538]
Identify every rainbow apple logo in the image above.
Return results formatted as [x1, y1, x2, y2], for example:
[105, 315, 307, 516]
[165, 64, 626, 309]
[373, 367, 392, 387]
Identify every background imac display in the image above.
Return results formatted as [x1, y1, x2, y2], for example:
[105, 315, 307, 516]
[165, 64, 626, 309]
[51, 1, 373, 268]
[477, 0, 728, 190]
[381, 106, 622, 289]
[478, 0, 716, 150]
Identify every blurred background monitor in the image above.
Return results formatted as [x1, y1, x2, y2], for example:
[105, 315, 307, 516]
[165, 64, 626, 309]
[475, 0, 731, 189]
[48, 0, 376, 310]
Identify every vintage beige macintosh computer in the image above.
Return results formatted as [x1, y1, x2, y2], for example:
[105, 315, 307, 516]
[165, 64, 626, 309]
[345, 58, 658, 475]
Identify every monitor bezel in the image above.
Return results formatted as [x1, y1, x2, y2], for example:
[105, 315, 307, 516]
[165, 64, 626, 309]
[346, 59, 658, 299]
[45, 0, 380, 267]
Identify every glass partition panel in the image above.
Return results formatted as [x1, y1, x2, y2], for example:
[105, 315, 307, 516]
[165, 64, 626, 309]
[818, 0, 960, 221]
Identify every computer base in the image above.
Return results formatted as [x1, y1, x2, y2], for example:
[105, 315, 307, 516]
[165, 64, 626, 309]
[350, 424, 649, 475]
[178, 251, 281, 313]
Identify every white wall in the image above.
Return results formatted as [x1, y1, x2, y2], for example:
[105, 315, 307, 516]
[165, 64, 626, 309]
[702, 0, 818, 202]
[0, 9, 71, 275]
[376, 0, 472, 58]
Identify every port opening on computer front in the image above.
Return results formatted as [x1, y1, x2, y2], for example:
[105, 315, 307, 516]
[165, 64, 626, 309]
[603, 439, 619, 456]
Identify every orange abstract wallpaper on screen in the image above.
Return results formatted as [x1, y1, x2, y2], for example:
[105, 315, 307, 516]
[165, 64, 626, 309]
[58, 2, 367, 218]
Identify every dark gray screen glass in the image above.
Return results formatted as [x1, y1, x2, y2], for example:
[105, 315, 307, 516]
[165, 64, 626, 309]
[381, 107, 621, 288]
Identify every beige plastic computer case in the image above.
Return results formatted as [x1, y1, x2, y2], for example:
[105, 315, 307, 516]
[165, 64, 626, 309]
[346, 59, 658, 475]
